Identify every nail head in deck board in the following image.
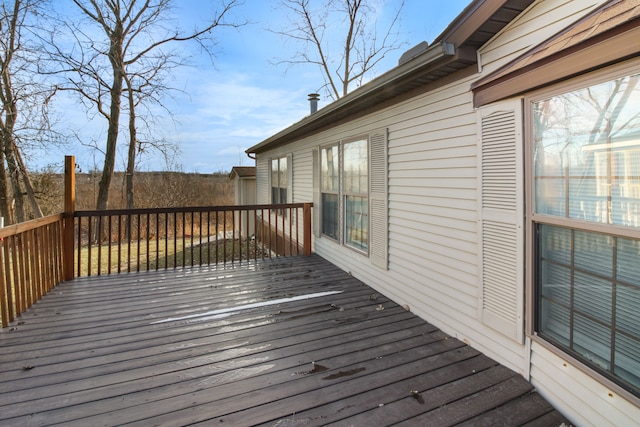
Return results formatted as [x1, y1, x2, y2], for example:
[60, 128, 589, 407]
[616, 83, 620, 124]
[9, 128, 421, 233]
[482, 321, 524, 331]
[0, 255, 570, 426]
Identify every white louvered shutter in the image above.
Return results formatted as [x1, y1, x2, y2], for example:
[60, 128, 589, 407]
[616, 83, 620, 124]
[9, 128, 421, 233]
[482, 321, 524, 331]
[286, 153, 293, 203]
[477, 100, 524, 343]
[312, 148, 320, 238]
[369, 128, 389, 270]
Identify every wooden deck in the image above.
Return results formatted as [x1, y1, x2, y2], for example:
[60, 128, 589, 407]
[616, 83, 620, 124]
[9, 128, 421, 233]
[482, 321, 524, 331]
[0, 255, 569, 426]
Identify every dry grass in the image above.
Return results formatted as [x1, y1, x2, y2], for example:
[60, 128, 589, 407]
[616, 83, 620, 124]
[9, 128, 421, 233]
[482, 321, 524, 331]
[76, 236, 271, 276]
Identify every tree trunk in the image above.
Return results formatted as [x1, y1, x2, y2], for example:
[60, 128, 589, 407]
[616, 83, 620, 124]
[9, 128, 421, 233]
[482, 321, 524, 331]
[14, 146, 43, 218]
[3, 136, 25, 223]
[0, 150, 11, 224]
[95, 28, 124, 211]
[125, 81, 136, 210]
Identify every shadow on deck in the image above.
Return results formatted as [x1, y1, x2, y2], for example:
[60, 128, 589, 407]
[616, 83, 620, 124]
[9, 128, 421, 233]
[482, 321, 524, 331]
[0, 255, 569, 426]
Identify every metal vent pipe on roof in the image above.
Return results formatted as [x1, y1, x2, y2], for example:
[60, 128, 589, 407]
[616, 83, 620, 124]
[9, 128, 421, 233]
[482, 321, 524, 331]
[308, 93, 320, 114]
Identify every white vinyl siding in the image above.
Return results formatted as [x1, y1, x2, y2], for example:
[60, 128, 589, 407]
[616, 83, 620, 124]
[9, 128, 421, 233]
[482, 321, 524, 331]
[477, 100, 524, 344]
[478, 0, 606, 74]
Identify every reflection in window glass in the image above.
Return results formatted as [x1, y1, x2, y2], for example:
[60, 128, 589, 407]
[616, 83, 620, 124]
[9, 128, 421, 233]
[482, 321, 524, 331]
[345, 195, 368, 251]
[321, 145, 339, 192]
[343, 139, 368, 251]
[321, 145, 339, 238]
[533, 73, 640, 227]
[321, 193, 339, 240]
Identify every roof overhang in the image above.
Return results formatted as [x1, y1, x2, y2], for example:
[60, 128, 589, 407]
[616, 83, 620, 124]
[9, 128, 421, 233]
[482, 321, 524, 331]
[472, 0, 640, 107]
[247, 0, 535, 155]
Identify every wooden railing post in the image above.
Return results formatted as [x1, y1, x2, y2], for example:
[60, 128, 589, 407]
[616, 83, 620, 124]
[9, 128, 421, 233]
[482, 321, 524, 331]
[63, 156, 76, 281]
[303, 203, 312, 256]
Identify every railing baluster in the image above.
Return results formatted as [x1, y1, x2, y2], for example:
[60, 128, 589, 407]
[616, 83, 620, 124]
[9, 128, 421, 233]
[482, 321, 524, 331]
[6, 236, 16, 323]
[32, 228, 43, 302]
[0, 238, 9, 326]
[207, 211, 211, 266]
[126, 214, 132, 273]
[87, 217, 92, 276]
[135, 214, 141, 272]
[245, 209, 250, 262]
[107, 215, 112, 274]
[172, 212, 177, 269]
[155, 213, 160, 271]
[97, 216, 102, 275]
[223, 210, 227, 264]
[190, 211, 194, 267]
[24, 230, 34, 307]
[164, 213, 169, 270]
[233, 209, 237, 264]
[215, 210, 219, 264]
[117, 215, 122, 274]
[198, 212, 203, 266]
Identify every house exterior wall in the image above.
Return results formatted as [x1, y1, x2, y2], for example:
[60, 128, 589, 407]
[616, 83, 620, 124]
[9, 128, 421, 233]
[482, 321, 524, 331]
[232, 177, 256, 237]
[254, 0, 639, 424]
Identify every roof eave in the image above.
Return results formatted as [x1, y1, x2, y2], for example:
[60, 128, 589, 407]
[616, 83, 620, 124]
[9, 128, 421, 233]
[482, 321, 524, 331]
[246, 41, 455, 154]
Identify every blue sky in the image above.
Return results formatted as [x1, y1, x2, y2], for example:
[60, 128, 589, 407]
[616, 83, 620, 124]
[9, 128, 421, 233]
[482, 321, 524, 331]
[42, 0, 471, 174]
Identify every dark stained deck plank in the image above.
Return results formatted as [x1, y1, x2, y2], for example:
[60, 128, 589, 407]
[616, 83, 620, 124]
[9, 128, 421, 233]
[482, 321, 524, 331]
[456, 392, 559, 426]
[0, 255, 570, 426]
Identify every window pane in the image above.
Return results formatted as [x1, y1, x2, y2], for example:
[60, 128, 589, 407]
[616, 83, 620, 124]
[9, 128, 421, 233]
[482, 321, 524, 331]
[321, 146, 339, 192]
[536, 224, 640, 396]
[345, 195, 368, 251]
[271, 158, 279, 188]
[279, 157, 287, 188]
[574, 313, 611, 371]
[535, 177, 566, 217]
[574, 230, 612, 277]
[322, 193, 339, 240]
[343, 139, 368, 194]
[615, 334, 640, 391]
[617, 238, 640, 284]
[533, 73, 640, 226]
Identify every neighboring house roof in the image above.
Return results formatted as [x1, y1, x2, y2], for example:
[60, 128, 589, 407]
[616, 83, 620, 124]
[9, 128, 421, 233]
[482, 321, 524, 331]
[472, 0, 640, 106]
[246, 0, 535, 155]
[229, 166, 256, 179]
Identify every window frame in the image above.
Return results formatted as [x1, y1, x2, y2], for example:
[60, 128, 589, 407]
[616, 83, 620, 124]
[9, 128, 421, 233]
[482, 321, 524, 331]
[525, 58, 640, 401]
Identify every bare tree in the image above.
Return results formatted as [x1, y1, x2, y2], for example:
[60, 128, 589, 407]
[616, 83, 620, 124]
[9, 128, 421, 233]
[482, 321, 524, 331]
[273, 0, 405, 100]
[0, 0, 53, 224]
[48, 0, 243, 211]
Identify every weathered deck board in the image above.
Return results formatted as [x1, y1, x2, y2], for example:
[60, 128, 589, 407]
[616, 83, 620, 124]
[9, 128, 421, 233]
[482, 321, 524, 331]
[0, 255, 570, 426]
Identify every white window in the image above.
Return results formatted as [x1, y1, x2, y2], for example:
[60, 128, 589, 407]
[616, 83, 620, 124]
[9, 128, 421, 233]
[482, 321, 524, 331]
[315, 128, 387, 265]
[271, 157, 288, 206]
[530, 68, 640, 397]
[320, 137, 368, 252]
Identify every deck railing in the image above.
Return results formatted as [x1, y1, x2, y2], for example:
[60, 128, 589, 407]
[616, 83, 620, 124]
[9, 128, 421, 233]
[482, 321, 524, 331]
[0, 156, 312, 327]
[0, 215, 65, 327]
[73, 203, 312, 277]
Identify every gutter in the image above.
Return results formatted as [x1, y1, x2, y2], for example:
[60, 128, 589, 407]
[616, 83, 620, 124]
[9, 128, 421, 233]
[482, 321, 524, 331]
[246, 41, 455, 155]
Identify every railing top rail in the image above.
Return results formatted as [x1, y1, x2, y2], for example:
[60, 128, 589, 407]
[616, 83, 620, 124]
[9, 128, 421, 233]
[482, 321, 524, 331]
[0, 213, 64, 238]
[73, 203, 313, 217]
